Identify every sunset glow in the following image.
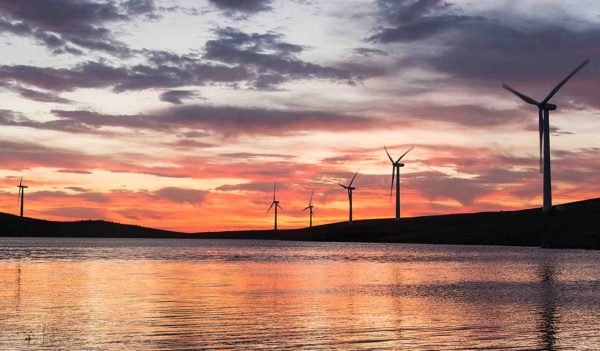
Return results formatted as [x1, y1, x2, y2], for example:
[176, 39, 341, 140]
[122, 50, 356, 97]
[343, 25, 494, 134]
[1, 0, 599, 232]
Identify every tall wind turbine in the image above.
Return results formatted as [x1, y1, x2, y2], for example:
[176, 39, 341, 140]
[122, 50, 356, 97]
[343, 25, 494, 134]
[267, 183, 283, 231]
[339, 170, 359, 225]
[17, 177, 28, 218]
[303, 191, 315, 228]
[385, 146, 414, 221]
[503, 59, 589, 212]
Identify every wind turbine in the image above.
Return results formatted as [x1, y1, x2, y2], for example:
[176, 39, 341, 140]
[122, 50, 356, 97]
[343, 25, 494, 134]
[503, 59, 589, 212]
[339, 170, 359, 225]
[17, 177, 28, 218]
[267, 183, 283, 231]
[303, 191, 315, 228]
[385, 146, 414, 221]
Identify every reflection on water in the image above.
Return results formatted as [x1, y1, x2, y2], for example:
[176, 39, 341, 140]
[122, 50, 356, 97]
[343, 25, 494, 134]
[538, 255, 558, 351]
[0, 238, 599, 350]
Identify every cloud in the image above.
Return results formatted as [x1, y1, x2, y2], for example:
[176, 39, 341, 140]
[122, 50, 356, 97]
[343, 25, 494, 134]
[407, 171, 491, 206]
[0, 60, 249, 92]
[47, 105, 375, 136]
[370, 1, 599, 109]
[352, 47, 388, 57]
[216, 181, 286, 193]
[159, 90, 200, 104]
[42, 206, 106, 219]
[204, 27, 357, 88]
[14, 86, 71, 104]
[152, 187, 208, 205]
[28, 190, 111, 203]
[0, 0, 157, 56]
[208, 0, 272, 14]
[368, 0, 476, 43]
[403, 104, 524, 128]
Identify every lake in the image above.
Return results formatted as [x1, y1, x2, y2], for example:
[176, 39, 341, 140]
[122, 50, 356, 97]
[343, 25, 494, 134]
[0, 238, 599, 350]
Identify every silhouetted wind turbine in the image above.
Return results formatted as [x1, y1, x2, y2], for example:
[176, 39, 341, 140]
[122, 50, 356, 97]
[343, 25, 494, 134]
[303, 191, 315, 228]
[17, 177, 28, 218]
[385, 146, 414, 221]
[503, 59, 589, 212]
[339, 170, 359, 225]
[267, 183, 283, 231]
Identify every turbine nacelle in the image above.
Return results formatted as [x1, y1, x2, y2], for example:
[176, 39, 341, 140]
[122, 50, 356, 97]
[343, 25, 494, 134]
[502, 59, 590, 212]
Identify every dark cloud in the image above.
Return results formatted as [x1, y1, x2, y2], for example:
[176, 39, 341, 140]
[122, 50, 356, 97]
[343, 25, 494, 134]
[159, 90, 199, 104]
[14, 86, 71, 104]
[368, 0, 477, 43]
[57, 169, 92, 174]
[352, 47, 388, 57]
[0, 0, 156, 56]
[152, 187, 208, 205]
[370, 1, 599, 109]
[65, 186, 89, 192]
[204, 27, 356, 88]
[0, 34, 358, 92]
[0, 60, 249, 92]
[209, 0, 272, 14]
[0, 108, 92, 133]
[46, 105, 375, 136]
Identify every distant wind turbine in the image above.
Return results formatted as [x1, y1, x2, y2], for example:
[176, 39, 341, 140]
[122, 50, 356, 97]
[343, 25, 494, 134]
[267, 183, 283, 231]
[303, 191, 315, 228]
[339, 170, 359, 225]
[17, 177, 28, 218]
[385, 146, 414, 221]
[503, 59, 589, 212]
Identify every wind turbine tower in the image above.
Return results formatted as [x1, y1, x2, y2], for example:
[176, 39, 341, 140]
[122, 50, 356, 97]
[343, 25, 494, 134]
[385, 146, 414, 221]
[303, 191, 315, 228]
[339, 171, 359, 225]
[503, 59, 589, 212]
[17, 177, 28, 218]
[267, 183, 283, 231]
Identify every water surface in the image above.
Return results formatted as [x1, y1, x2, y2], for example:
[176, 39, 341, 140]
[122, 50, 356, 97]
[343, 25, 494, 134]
[1, 238, 599, 350]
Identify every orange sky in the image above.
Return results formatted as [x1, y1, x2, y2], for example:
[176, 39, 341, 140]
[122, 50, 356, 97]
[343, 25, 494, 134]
[1, 0, 600, 232]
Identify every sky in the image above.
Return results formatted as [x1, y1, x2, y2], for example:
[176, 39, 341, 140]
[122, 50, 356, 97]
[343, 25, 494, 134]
[0, 0, 599, 232]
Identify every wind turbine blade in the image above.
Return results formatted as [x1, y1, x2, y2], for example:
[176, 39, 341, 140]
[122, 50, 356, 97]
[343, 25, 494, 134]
[303, 206, 309, 211]
[267, 202, 274, 214]
[18, 187, 21, 201]
[538, 108, 544, 174]
[277, 204, 284, 211]
[339, 183, 348, 189]
[502, 84, 540, 106]
[348, 170, 359, 187]
[397, 146, 414, 162]
[309, 191, 314, 206]
[19, 177, 22, 187]
[273, 183, 276, 201]
[384, 146, 394, 163]
[542, 59, 590, 104]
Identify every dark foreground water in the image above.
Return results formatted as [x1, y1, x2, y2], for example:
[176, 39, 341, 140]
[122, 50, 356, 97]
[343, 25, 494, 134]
[0, 238, 599, 350]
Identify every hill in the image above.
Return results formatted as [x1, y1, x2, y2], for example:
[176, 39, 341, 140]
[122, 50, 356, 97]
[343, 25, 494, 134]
[1, 198, 599, 249]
